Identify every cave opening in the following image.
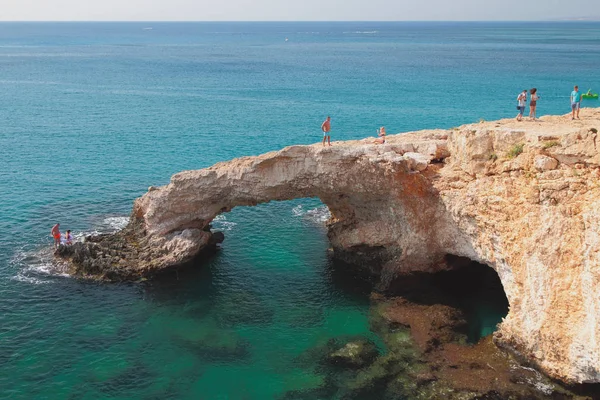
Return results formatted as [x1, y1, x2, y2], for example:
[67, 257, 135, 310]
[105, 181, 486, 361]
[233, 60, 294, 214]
[386, 255, 510, 343]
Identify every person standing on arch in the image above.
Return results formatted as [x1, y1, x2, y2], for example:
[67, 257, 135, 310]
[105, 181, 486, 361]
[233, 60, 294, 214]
[321, 116, 331, 147]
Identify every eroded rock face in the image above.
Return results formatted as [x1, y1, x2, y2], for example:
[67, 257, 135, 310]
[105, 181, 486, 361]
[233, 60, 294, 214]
[437, 111, 600, 384]
[56, 108, 600, 383]
[131, 137, 466, 283]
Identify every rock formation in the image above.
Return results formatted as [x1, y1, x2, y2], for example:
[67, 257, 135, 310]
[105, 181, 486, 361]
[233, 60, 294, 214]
[56, 108, 600, 384]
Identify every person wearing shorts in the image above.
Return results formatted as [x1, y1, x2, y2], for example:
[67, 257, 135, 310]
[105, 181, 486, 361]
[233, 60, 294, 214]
[516, 90, 527, 121]
[571, 85, 581, 120]
[321, 116, 331, 147]
[51, 223, 61, 248]
[529, 88, 539, 120]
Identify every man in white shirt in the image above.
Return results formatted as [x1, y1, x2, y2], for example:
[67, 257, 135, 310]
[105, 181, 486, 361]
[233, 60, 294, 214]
[516, 90, 527, 121]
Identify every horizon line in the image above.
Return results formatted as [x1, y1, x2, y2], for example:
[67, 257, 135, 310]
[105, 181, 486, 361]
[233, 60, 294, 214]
[0, 19, 599, 23]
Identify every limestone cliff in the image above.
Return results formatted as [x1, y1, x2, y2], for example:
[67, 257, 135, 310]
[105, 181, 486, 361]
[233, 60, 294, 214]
[56, 108, 600, 384]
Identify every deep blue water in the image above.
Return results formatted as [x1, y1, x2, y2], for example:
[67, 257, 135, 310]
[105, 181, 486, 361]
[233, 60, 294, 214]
[1, 22, 599, 399]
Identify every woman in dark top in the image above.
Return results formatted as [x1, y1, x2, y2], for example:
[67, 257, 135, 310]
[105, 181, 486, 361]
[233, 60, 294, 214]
[529, 88, 539, 120]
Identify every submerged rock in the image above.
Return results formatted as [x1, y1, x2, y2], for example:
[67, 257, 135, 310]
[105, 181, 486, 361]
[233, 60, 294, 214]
[327, 340, 379, 369]
[169, 318, 250, 362]
[367, 293, 595, 400]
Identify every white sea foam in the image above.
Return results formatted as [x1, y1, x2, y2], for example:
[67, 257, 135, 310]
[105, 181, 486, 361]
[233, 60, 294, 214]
[292, 205, 331, 224]
[102, 216, 130, 230]
[212, 214, 238, 232]
[11, 274, 52, 285]
[10, 246, 70, 284]
[292, 205, 304, 216]
[12, 214, 130, 283]
[305, 207, 331, 224]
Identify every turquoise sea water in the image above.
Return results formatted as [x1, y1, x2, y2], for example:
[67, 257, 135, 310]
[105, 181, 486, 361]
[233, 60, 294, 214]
[1, 22, 600, 399]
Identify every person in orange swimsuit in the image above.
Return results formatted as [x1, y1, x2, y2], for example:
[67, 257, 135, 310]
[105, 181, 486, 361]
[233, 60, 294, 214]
[51, 223, 61, 248]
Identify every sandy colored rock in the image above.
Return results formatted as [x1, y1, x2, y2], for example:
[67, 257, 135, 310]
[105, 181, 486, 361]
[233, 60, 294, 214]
[534, 154, 559, 171]
[57, 108, 600, 384]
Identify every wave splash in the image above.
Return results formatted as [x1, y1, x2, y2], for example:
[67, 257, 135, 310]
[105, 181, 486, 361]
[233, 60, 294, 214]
[292, 205, 331, 224]
[11, 215, 129, 284]
[212, 214, 237, 232]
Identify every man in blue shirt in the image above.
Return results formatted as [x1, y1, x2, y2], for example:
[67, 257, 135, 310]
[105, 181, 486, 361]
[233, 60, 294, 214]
[571, 85, 582, 120]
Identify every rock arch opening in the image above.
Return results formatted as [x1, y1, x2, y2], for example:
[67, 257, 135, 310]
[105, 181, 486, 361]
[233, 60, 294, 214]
[385, 255, 509, 343]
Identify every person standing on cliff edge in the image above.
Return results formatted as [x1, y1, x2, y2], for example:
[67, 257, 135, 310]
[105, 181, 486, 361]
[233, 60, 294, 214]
[321, 116, 331, 147]
[516, 90, 527, 121]
[51, 223, 61, 248]
[571, 85, 581, 120]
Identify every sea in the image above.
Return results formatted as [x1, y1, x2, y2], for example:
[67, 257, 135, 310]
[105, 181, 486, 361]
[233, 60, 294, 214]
[1, 22, 599, 399]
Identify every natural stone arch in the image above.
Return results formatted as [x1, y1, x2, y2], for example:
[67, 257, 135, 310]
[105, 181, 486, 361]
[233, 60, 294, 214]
[133, 141, 473, 283]
[58, 110, 600, 384]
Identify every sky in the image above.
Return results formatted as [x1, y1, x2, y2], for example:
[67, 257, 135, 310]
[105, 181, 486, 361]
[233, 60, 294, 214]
[1, 0, 599, 21]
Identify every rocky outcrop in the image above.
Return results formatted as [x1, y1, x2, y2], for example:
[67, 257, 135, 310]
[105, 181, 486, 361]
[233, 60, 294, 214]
[327, 340, 379, 369]
[56, 108, 600, 384]
[367, 293, 587, 400]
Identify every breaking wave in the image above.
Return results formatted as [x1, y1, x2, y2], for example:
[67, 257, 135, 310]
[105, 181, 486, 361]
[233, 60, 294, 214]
[212, 214, 238, 232]
[11, 215, 129, 284]
[292, 205, 331, 224]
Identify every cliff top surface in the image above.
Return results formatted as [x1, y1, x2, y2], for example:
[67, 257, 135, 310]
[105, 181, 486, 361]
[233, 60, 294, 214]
[336, 107, 600, 148]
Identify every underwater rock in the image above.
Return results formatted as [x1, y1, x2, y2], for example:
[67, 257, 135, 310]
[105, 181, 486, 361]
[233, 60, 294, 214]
[326, 340, 379, 369]
[175, 329, 250, 362]
[295, 336, 377, 370]
[369, 294, 595, 400]
[373, 295, 468, 353]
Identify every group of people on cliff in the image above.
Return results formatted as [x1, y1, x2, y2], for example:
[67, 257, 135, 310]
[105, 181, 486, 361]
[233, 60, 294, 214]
[51, 223, 73, 248]
[515, 88, 540, 121]
[322, 86, 591, 147]
[516, 85, 591, 122]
